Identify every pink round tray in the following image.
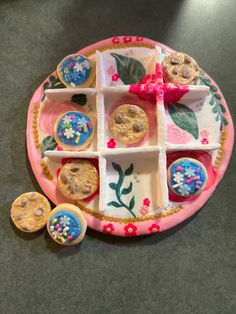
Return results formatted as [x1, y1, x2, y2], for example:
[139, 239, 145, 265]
[27, 36, 234, 236]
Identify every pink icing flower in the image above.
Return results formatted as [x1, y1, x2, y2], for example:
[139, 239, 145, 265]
[166, 123, 192, 144]
[139, 205, 149, 216]
[56, 146, 63, 151]
[69, 114, 75, 119]
[107, 65, 116, 76]
[123, 36, 132, 43]
[136, 36, 143, 42]
[112, 73, 119, 82]
[124, 224, 137, 236]
[103, 223, 115, 234]
[112, 37, 120, 44]
[148, 223, 160, 234]
[200, 130, 209, 137]
[143, 197, 150, 207]
[107, 138, 116, 149]
[201, 137, 209, 145]
[87, 121, 93, 129]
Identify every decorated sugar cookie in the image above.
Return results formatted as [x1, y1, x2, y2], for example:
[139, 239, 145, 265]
[57, 54, 95, 88]
[109, 104, 148, 144]
[47, 204, 87, 245]
[163, 52, 200, 84]
[168, 158, 208, 197]
[58, 160, 99, 201]
[54, 111, 95, 151]
[10, 192, 51, 232]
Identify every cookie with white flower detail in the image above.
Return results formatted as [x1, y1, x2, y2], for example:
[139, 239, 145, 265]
[163, 52, 200, 84]
[10, 192, 51, 232]
[109, 104, 148, 144]
[167, 158, 208, 197]
[57, 54, 95, 88]
[54, 111, 95, 151]
[58, 160, 99, 201]
[47, 203, 87, 245]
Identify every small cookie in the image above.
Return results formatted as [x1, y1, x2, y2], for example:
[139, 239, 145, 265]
[57, 54, 95, 88]
[109, 104, 148, 144]
[47, 203, 87, 245]
[58, 160, 99, 201]
[10, 192, 51, 232]
[167, 158, 208, 197]
[163, 52, 200, 84]
[54, 111, 95, 151]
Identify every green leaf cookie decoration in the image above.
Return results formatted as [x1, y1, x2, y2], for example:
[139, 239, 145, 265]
[71, 94, 87, 106]
[42, 75, 66, 101]
[41, 136, 57, 157]
[168, 103, 199, 139]
[107, 162, 136, 218]
[111, 53, 146, 84]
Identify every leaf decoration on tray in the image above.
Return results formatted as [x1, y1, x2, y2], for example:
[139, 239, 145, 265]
[168, 103, 199, 139]
[71, 94, 87, 106]
[111, 53, 146, 84]
[42, 75, 66, 101]
[41, 136, 58, 157]
[107, 162, 136, 218]
[198, 72, 228, 131]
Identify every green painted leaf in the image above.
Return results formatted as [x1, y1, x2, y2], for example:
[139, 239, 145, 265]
[168, 103, 199, 139]
[129, 196, 135, 210]
[209, 97, 215, 106]
[43, 82, 50, 90]
[220, 104, 226, 113]
[41, 136, 57, 157]
[71, 94, 87, 106]
[111, 53, 146, 84]
[210, 85, 218, 92]
[215, 93, 222, 100]
[109, 183, 117, 190]
[112, 162, 123, 174]
[212, 106, 218, 113]
[222, 116, 228, 126]
[124, 163, 134, 176]
[122, 182, 133, 195]
[107, 201, 122, 208]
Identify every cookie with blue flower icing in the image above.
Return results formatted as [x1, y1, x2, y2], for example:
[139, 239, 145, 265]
[57, 54, 95, 88]
[167, 158, 208, 197]
[54, 111, 95, 151]
[47, 203, 87, 245]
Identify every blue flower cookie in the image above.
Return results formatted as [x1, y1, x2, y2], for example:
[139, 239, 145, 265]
[54, 111, 95, 151]
[47, 204, 87, 245]
[168, 158, 207, 197]
[57, 54, 95, 88]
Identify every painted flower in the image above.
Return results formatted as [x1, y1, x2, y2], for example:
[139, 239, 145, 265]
[62, 115, 71, 125]
[112, 37, 120, 44]
[143, 198, 150, 207]
[136, 36, 143, 42]
[59, 216, 71, 227]
[178, 184, 191, 196]
[103, 223, 115, 234]
[74, 62, 84, 73]
[201, 137, 209, 145]
[148, 223, 160, 234]
[56, 146, 63, 151]
[64, 127, 75, 139]
[51, 230, 62, 240]
[112, 73, 119, 82]
[139, 205, 149, 216]
[123, 36, 132, 43]
[107, 65, 116, 76]
[166, 123, 192, 144]
[107, 138, 116, 148]
[124, 224, 137, 236]
[200, 130, 209, 137]
[184, 167, 195, 178]
[173, 172, 184, 183]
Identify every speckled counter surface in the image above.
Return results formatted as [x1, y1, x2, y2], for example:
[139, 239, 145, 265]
[0, 1, 235, 313]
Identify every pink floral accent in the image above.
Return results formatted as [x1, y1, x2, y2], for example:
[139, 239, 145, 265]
[107, 65, 116, 76]
[143, 197, 150, 207]
[69, 114, 75, 119]
[200, 129, 209, 137]
[201, 137, 209, 145]
[139, 205, 149, 216]
[56, 146, 63, 151]
[112, 73, 119, 82]
[148, 223, 160, 234]
[123, 36, 132, 43]
[107, 138, 116, 149]
[166, 123, 192, 144]
[136, 36, 143, 42]
[103, 223, 115, 234]
[112, 37, 120, 44]
[124, 224, 137, 236]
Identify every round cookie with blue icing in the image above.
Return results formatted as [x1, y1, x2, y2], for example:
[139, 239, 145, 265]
[47, 204, 87, 245]
[57, 54, 95, 88]
[54, 111, 95, 151]
[167, 158, 208, 197]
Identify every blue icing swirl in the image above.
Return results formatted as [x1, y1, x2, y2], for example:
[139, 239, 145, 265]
[169, 159, 207, 197]
[56, 111, 93, 147]
[59, 55, 91, 86]
[49, 210, 82, 243]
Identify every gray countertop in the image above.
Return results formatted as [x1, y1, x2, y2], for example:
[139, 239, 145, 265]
[1, 1, 235, 313]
